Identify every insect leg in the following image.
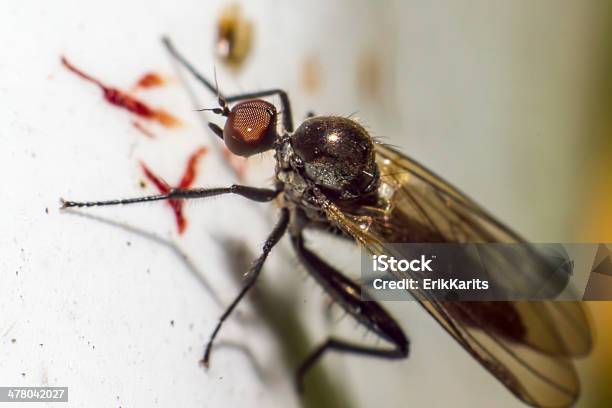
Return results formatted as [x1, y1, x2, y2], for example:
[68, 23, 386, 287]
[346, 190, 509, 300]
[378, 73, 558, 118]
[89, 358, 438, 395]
[291, 233, 409, 391]
[202, 207, 290, 366]
[61, 185, 279, 208]
[162, 37, 294, 133]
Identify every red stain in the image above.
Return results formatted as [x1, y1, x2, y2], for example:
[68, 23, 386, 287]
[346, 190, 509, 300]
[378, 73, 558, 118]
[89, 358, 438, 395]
[140, 147, 208, 234]
[61, 56, 179, 128]
[153, 109, 180, 127]
[132, 121, 156, 139]
[134, 72, 164, 89]
[223, 146, 248, 181]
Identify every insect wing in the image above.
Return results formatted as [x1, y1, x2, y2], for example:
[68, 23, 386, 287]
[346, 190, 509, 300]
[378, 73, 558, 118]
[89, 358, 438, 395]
[320, 143, 592, 407]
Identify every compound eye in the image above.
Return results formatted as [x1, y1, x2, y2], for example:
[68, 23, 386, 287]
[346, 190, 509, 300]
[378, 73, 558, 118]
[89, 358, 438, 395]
[224, 99, 277, 156]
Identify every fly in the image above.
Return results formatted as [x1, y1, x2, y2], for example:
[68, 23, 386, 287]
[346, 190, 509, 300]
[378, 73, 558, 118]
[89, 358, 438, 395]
[61, 37, 592, 408]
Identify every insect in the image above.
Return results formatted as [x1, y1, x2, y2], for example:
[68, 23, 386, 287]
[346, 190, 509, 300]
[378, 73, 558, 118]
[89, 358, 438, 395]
[61, 37, 592, 407]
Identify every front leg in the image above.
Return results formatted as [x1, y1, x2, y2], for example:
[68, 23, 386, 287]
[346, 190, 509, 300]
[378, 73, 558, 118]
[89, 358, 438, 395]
[61, 185, 280, 208]
[290, 233, 409, 391]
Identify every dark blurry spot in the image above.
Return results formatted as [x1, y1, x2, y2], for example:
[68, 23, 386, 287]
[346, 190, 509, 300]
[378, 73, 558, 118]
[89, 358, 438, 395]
[170, 320, 175, 327]
[11, 338, 16, 343]
[219, 237, 253, 286]
[139, 180, 147, 189]
[300, 54, 322, 94]
[45, 207, 49, 214]
[356, 49, 382, 99]
[216, 3, 254, 69]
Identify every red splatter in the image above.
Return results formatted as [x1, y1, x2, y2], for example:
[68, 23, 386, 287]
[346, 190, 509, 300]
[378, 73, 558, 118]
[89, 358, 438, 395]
[132, 121, 156, 139]
[61, 56, 179, 128]
[153, 109, 180, 127]
[140, 147, 208, 234]
[223, 146, 248, 181]
[179, 148, 208, 187]
[134, 72, 164, 89]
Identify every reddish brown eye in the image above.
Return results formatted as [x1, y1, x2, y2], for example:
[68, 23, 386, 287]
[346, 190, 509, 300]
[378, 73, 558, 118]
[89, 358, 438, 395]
[224, 99, 277, 156]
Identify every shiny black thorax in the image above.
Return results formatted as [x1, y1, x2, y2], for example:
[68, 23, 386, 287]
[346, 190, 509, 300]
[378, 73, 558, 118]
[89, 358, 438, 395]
[275, 116, 380, 219]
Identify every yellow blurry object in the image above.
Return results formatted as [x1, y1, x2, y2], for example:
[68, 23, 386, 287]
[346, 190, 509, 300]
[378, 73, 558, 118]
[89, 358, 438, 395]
[215, 3, 254, 69]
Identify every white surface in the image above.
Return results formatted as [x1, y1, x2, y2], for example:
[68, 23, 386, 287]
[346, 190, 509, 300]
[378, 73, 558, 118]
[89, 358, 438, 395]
[0, 1, 594, 407]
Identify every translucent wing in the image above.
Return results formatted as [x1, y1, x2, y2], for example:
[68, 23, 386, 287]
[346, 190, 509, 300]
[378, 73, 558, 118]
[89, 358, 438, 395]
[318, 143, 592, 408]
